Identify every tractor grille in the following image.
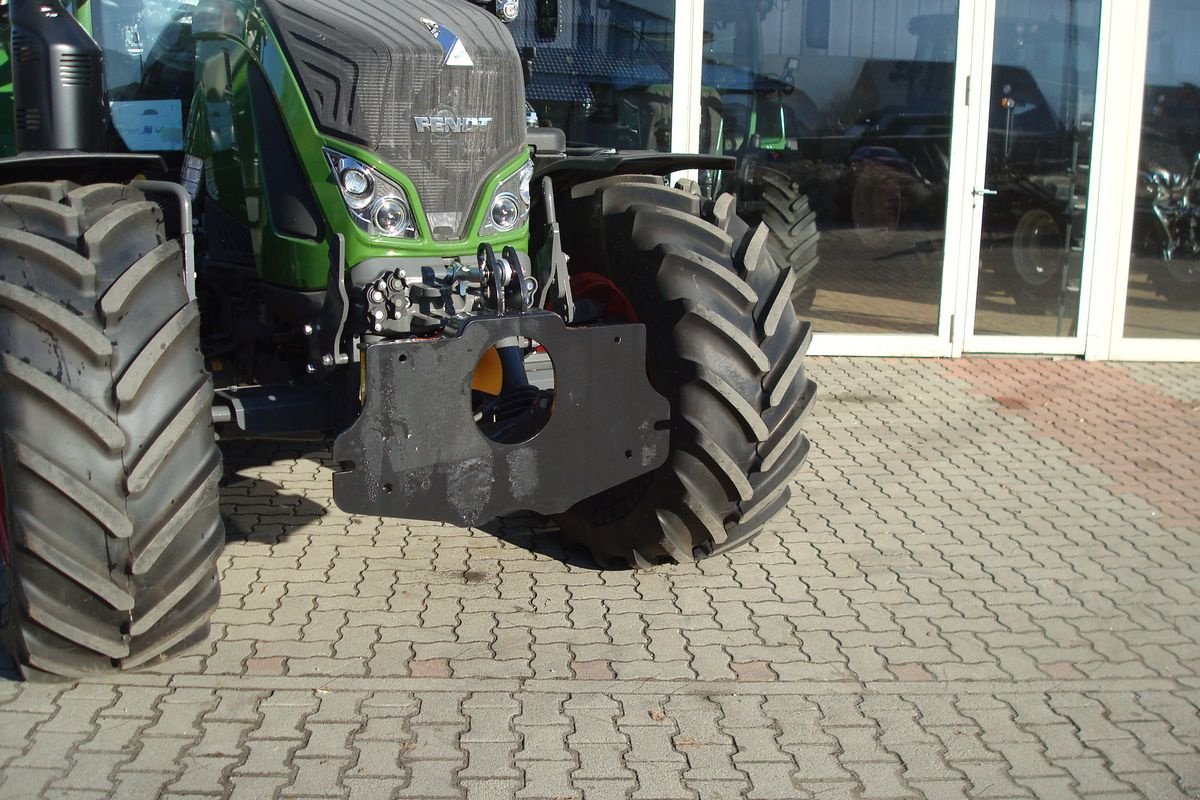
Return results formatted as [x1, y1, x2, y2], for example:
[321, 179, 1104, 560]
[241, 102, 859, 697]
[263, 0, 525, 241]
[11, 34, 38, 63]
[15, 107, 40, 132]
[58, 53, 97, 87]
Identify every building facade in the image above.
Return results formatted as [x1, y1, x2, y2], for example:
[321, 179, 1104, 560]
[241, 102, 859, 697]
[513, 0, 1199, 360]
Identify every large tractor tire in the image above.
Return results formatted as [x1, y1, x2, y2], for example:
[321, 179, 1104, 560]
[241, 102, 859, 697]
[757, 167, 820, 310]
[0, 181, 223, 679]
[555, 176, 816, 568]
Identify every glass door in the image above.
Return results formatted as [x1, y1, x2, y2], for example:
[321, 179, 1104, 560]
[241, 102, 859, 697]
[962, 0, 1105, 353]
[693, 0, 977, 357]
[1109, 0, 1200, 360]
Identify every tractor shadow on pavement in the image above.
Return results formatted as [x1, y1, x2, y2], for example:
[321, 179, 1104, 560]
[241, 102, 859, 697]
[214, 441, 612, 568]
[481, 515, 613, 571]
[218, 441, 330, 545]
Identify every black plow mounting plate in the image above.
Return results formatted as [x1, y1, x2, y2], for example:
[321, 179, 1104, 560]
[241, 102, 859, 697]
[332, 311, 670, 526]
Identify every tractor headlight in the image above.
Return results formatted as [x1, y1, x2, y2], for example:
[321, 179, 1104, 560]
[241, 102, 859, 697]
[479, 159, 534, 236]
[325, 149, 417, 239]
[490, 193, 521, 230]
[340, 167, 374, 209]
[373, 197, 412, 236]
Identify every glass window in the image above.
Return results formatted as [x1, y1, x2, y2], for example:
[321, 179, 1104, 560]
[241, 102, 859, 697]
[700, 0, 960, 334]
[1123, 0, 1200, 339]
[509, 0, 676, 151]
[972, 1, 1101, 338]
[88, 0, 200, 152]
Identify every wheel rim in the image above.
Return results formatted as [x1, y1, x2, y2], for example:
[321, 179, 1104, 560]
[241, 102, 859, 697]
[569, 273, 639, 322]
[1166, 257, 1200, 285]
[1013, 209, 1063, 287]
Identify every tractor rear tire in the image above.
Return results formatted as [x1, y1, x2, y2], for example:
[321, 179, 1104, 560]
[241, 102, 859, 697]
[0, 181, 223, 679]
[555, 176, 817, 568]
[758, 167, 820, 310]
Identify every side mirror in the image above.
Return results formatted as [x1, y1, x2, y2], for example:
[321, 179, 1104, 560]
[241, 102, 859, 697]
[521, 45, 536, 84]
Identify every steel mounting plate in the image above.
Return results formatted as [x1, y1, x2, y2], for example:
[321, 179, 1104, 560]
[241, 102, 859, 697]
[332, 311, 670, 526]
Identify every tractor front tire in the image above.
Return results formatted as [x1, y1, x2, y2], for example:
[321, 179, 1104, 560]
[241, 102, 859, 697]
[556, 176, 816, 568]
[758, 167, 820, 310]
[0, 181, 223, 679]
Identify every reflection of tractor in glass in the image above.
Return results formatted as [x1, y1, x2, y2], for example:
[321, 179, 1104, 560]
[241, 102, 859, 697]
[1133, 84, 1200, 306]
[775, 12, 1093, 310]
[0, 0, 816, 679]
[836, 13, 1093, 310]
[510, 0, 820, 309]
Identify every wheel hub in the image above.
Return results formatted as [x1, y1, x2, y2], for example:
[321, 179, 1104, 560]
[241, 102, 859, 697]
[1014, 209, 1063, 287]
[1167, 258, 1200, 284]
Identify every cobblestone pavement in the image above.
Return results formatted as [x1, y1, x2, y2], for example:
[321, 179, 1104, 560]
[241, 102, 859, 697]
[2, 358, 1199, 799]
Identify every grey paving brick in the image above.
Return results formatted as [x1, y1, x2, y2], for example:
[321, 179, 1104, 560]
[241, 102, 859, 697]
[516, 759, 576, 799]
[624, 726, 688, 765]
[281, 757, 352, 798]
[235, 738, 299, 776]
[110, 771, 176, 799]
[3, 766, 68, 799]
[11, 731, 90, 770]
[165, 756, 235, 795]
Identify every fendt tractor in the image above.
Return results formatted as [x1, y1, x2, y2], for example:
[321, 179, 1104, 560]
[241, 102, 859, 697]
[0, 0, 816, 678]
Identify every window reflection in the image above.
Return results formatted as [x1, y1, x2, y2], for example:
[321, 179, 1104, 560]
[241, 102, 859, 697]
[701, 0, 961, 334]
[973, 3, 1100, 337]
[509, 0, 676, 151]
[1125, 0, 1200, 339]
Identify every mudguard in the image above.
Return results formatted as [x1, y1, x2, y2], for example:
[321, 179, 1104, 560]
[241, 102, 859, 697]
[332, 310, 670, 526]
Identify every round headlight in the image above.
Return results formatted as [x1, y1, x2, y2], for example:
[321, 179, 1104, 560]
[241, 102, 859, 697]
[372, 196, 410, 237]
[490, 193, 521, 231]
[340, 167, 374, 209]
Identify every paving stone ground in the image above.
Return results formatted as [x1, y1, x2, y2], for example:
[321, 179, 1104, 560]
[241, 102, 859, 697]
[2, 357, 1199, 799]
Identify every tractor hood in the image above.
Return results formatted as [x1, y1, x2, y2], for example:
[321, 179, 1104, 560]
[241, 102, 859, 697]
[262, 0, 526, 240]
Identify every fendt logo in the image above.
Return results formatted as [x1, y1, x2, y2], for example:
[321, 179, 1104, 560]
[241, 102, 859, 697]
[413, 115, 493, 134]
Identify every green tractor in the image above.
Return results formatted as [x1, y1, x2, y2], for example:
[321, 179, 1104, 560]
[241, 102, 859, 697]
[0, 0, 815, 678]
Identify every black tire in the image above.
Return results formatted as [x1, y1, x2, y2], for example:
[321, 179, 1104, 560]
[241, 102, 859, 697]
[1149, 257, 1200, 307]
[999, 207, 1068, 307]
[758, 167, 820, 310]
[0, 181, 223, 679]
[555, 176, 817, 568]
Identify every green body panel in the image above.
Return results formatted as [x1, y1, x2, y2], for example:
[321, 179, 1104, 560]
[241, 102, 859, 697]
[187, 1, 528, 291]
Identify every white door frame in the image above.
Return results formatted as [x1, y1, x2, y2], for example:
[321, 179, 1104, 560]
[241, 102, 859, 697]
[958, 0, 1121, 357]
[812, 3, 982, 360]
[1101, 0, 1200, 361]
